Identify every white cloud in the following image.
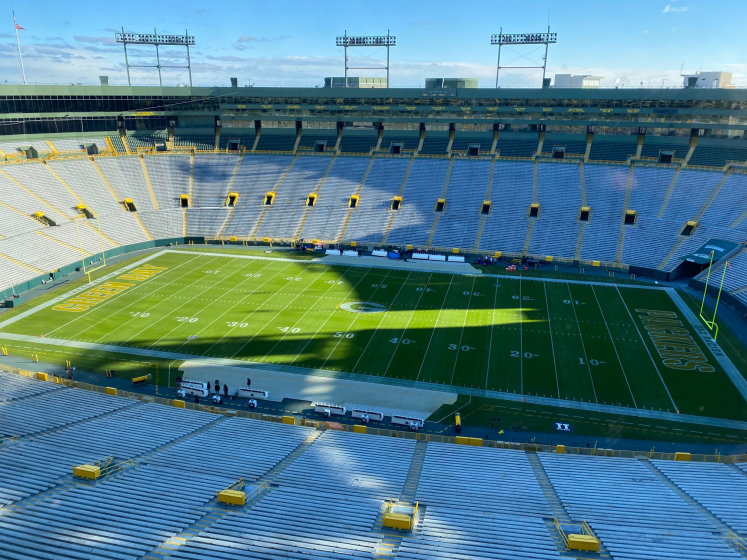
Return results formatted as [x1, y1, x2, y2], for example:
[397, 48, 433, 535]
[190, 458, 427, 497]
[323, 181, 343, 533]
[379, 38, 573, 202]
[662, 4, 688, 12]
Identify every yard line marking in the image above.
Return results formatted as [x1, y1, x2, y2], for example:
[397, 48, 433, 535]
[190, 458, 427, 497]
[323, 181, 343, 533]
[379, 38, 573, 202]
[615, 286, 678, 412]
[591, 285, 637, 408]
[231, 265, 336, 359]
[129, 256, 252, 347]
[485, 278, 498, 390]
[320, 270, 395, 369]
[290, 268, 374, 365]
[170, 259, 279, 352]
[450, 277, 476, 385]
[567, 283, 598, 403]
[519, 276, 523, 394]
[44, 253, 204, 338]
[355, 271, 418, 375]
[94, 255, 227, 343]
[416, 274, 455, 381]
[543, 280, 560, 399]
[260, 266, 354, 362]
[144, 258, 261, 349]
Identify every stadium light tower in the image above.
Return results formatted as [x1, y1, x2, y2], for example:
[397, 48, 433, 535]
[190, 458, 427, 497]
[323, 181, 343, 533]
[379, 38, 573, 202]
[115, 28, 195, 87]
[336, 31, 396, 88]
[491, 26, 557, 88]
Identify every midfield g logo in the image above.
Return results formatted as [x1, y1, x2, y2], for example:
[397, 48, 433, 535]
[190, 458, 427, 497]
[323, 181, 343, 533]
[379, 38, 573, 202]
[339, 301, 388, 314]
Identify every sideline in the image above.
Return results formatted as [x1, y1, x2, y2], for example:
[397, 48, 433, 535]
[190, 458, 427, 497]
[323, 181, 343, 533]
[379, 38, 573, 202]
[1, 330, 746, 432]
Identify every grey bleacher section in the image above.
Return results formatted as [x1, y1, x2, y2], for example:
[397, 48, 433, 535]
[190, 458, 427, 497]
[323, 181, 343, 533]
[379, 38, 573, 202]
[622, 217, 683, 268]
[192, 154, 239, 207]
[529, 163, 581, 258]
[276, 430, 414, 500]
[139, 209, 184, 239]
[547, 141, 587, 156]
[223, 155, 292, 237]
[420, 137, 450, 154]
[0, 170, 70, 226]
[147, 417, 313, 481]
[256, 156, 330, 238]
[255, 133, 296, 152]
[126, 134, 163, 150]
[0, 464, 235, 560]
[145, 155, 191, 209]
[589, 141, 636, 162]
[580, 164, 628, 261]
[95, 211, 151, 245]
[339, 135, 378, 154]
[174, 134, 215, 151]
[628, 166, 675, 216]
[170, 486, 382, 560]
[700, 173, 747, 230]
[51, 138, 106, 152]
[689, 145, 747, 168]
[593, 525, 741, 560]
[4, 163, 80, 218]
[107, 135, 126, 153]
[387, 159, 450, 246]
[0, 370, 62, 401]
[300, 156, 369, 240]
[96, 156, 157, 212]
[187, 208, 228, 237]
[479, 161, 535, 253]
[497, 139, 537, 158]
[653, 460, 747, 534]
[417, 443, 552, 519]
[0, 401, 215, 506]
[0, 385, 135, 438]
[42, 218, 118, 253]
[0, 203, 44, 240]
[0, 230, 85, 272]
[431, 159, 491, 248]
[538, 453, 713, 530]
[661, 169, 720, 222]
[345, 158, 409, 242]
[398, 507, 561, 560]
[0, 255, 43, 292]
[48, 158, 123, 216]
[711, 250, 747, 294]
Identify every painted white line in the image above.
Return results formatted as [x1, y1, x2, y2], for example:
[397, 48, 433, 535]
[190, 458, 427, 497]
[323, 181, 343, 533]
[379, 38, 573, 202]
[320, 270, 395, 370]
[47, 253, 206, 339]
[519, 276, 523, 394]
[616, 286, 678, 412]
[568, 283, 598, 403]
[543, 280, 560, 399]
[289, 268, 373, 365]
[261, 266, 353, 362]
[232, 264, 336, 358]
[485, 278, 498, 391]
[416, 275, 455, 381]
[450, 277, 476, 385]
[354, 271, 418, 374]
[592, 285, 637, 408]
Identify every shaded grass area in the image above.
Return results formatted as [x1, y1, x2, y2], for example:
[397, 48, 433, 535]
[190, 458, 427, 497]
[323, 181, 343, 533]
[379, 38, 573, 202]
[471, 263, 648, 285]
[172, 246, 323, 260]
[429, 395, 747, 445]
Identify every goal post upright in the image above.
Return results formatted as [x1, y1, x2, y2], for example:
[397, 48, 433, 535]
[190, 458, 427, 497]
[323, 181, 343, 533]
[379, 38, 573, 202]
[699, 250, 730, 340]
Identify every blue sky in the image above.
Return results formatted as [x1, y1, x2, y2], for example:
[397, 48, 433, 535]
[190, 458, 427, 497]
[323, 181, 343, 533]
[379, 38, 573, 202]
[3, 0, 745, 87]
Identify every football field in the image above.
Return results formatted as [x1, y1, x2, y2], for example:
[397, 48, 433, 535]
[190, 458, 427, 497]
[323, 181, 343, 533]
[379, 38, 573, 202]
[2, 249, 745, 422]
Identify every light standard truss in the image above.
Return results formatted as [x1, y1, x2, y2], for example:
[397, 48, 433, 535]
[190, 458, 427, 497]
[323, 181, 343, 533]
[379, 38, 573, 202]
[491, 27, 557, 88]
[115, 28, 195, 87]
[335, 31, 396, 88]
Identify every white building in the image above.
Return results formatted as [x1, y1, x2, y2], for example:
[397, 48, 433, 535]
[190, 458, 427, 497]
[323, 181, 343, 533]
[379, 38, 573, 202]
[553, 74, 603, 89]
[682, 72, 733, 89]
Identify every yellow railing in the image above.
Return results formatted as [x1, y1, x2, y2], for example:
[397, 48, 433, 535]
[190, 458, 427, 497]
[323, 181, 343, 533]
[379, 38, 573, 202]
[729, 532, 747, 552]
[554, 518, 569, 548]
[0, 436, 19, 447]
[3, 362, 747, 463]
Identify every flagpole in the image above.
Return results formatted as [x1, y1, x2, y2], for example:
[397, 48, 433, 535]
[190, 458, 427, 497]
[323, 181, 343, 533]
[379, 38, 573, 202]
[12, 6, 26, 84]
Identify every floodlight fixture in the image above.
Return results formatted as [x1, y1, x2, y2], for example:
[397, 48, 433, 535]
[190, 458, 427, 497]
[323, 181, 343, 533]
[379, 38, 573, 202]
[335, 31, 396, 87]
[491, 26, 557, 88]
[116, 27, 195, 86]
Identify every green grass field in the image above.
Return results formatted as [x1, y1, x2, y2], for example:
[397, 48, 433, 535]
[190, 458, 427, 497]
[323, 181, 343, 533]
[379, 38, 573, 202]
[1, 249, 745, 425]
